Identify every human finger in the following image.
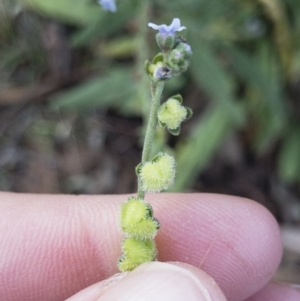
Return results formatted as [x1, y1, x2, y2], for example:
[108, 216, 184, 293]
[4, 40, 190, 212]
[66, 262, 227, 301]
[0, 192, 282, 301]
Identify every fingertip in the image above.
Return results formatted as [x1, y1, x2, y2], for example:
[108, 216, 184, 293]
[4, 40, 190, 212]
[78, 262, 227, 301]
[65, 273, 126, 301]
[152, 194, 283, 301]
[0, 192, 283, 301]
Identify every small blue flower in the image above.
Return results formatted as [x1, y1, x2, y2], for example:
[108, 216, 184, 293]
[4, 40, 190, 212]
[153, 65, 172, 81]
[148, 18, 186, 37]
[98, 0, 117, 13]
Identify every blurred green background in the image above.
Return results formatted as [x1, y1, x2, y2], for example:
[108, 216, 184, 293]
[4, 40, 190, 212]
[1, 0, 300, 281]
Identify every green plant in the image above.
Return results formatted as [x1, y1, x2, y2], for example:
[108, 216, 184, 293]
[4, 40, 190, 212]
[118, 18, 193, 272]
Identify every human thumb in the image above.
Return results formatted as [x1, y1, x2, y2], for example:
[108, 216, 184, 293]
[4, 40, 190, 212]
[67, 262, 227, 301]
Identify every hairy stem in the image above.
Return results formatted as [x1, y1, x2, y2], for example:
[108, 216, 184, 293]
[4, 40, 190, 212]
[137, 81, 164, 199]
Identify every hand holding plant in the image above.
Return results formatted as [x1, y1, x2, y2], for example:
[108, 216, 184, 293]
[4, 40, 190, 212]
[0, 192, 289, 301]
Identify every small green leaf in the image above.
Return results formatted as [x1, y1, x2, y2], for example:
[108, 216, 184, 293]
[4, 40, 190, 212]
[152, 53, 164, 64]
[158, 120, 166, 128]
[50, 68, 134, 111]
[168, 127, 181, 136]
[171, 94, 183, 104]
[144, 60, 151, 76]
[135, 162, 143, 176]
[151, 153, 163, 163]
[145, 203, 153, 218]
[185, 107, 193, 120]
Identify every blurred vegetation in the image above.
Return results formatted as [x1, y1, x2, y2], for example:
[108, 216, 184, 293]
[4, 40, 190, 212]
[1, 0, 300, 219]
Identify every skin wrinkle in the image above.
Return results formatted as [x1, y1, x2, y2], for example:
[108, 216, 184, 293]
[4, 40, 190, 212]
[222, 214, 271, 296]
[157, 198, 224, 262]
[80, 232, 103, 283]
[158, 210, 245, 292]
[198, 238, 246, 298]
[219, 239, 251, 274]
[67, 199, 118, 298]
[222, 205, 280, 283]
[213, 239, 253, 298]
[101, 200, 124, 275]
[42, 209, 82, 299]
[67, 200, 119, 295]
[199, 232, 220, 268]
[11, 211, 48, 297]
[65, 211, 92, 291]
[3, 196, 104, 300]
[52, 202, 91, 295]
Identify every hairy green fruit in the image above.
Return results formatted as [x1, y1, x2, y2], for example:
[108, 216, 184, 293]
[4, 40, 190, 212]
[118, 238, 157, 272]
[140, 153, 176, 192]
[121, 197, 159, 239]
[158, 98, 187, 130]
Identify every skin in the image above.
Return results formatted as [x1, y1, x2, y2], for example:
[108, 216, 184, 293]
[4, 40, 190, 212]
[0, 192, 299, 301]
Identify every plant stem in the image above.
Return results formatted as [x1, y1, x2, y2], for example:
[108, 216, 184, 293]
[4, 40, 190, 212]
[137, 81, 164, 199]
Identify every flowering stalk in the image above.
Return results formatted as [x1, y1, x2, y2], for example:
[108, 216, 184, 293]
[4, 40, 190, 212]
[137, 81, 164, 199]
[118, 18, 193, 272]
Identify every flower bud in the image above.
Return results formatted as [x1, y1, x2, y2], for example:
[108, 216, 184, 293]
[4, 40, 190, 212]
[145, 58, 172, 81]
[166, 42, 192, 76]
[176, 42, 192, 59]
[178, 60, 190, 73]
[169, 49, 185, 65]
[153, 64, 172, 81]
[156, 33, 176, 52]
[148, 18, 186, 52]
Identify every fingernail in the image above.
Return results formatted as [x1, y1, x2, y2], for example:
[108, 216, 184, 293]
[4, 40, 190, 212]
[65, 273, 128, 301]
[100, 272, 127, 290]
[98, 262, 226, 301]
